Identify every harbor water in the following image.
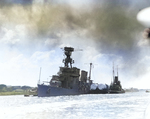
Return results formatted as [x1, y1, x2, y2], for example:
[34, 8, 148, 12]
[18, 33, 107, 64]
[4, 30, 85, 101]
[0, 91, 150, 119]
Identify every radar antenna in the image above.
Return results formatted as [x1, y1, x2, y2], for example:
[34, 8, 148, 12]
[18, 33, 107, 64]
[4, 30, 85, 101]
[61, 47, 83, 68]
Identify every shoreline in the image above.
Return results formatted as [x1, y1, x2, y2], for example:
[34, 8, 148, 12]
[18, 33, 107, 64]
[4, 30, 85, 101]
[0, 92, 24, 96]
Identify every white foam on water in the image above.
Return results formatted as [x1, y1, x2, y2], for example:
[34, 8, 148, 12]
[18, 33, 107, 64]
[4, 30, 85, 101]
[0, 92, 150, 119]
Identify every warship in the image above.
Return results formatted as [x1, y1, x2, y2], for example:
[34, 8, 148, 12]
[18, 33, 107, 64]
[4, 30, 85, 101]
[37, 47, 93, 97]
[109, 65, 125, 94]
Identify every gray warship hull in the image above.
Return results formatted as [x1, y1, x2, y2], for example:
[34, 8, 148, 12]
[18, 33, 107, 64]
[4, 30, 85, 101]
[109, 89, 125, 94]
[38, 84, 89, 97]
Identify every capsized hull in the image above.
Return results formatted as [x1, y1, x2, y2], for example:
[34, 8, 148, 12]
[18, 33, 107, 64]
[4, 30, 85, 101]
[88, 88, 109, 94]
[37, 84, 88, 97]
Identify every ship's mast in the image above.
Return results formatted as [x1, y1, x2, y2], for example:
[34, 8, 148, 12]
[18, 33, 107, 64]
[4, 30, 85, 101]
[38, 67, 42, 84]
[113, 62, 115, 83]
[117, 65, 118, 78]
[89, 63, 92, 80]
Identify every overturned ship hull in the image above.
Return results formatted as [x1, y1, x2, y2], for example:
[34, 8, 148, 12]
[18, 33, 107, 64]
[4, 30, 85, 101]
[88, 83, 109, 94]
[88, 88, 108, 94]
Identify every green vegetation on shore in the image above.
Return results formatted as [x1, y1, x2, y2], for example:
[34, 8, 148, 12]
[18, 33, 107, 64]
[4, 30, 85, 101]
[0, 91, 25, 96]
[0, 84, 35, 96]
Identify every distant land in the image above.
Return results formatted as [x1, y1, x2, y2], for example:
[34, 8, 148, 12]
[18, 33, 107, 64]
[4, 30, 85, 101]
[0, 84, 149, 96]
[0, 84, 36, 96]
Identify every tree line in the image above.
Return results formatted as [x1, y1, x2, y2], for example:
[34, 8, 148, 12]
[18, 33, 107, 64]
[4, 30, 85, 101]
[0, 84, 33, 92]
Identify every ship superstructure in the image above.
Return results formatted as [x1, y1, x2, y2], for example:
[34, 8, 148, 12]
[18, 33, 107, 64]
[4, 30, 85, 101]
[37, 47, 92, 97]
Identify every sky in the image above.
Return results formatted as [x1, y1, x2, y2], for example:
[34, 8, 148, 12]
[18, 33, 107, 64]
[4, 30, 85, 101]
[0, 0, 150, 89]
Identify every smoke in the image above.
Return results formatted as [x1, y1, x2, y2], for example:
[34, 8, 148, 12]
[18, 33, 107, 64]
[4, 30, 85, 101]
[0, 4, 142, 59]
[59, 4, 147, 78]
[0, 1, 150, 87]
